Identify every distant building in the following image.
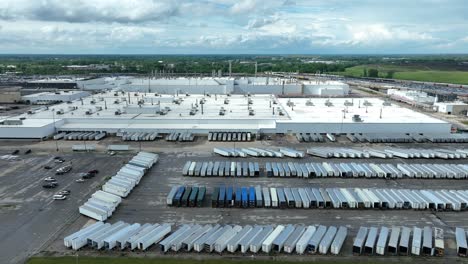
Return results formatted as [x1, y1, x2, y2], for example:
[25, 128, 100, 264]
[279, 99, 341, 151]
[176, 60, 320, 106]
[64, 64, 111, 71]
[387, 89, 435, 105]
[0, 87, 21, 103]
[433, 101, 468, 115]
[22, 91, 90, 105]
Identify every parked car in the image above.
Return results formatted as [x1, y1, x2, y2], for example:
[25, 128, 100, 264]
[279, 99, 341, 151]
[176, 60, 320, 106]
[56, 165, 72, 175]
[54, 159, 65, 163]
[44, 165, 52, 170]
[88, 169, 99, 175]
[42, 183, 58, 189]
[108, 151, 116, 156]
[57, 190, 71, 195]
[75, 178, 85, 183]
[82, 173, 94, 179]
[53, 194, 67, 200]
[24, 149, 32, 154]
[12, 150, 19, 155]
[44, 177, 56, 182]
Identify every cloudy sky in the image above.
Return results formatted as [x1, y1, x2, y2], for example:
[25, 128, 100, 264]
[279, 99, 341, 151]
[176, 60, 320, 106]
[0, 0, 467, 54]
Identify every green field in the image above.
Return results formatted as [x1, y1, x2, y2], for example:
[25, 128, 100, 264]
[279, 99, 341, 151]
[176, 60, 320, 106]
[26, 257, 377, 264]
[336, 65, 468, 85]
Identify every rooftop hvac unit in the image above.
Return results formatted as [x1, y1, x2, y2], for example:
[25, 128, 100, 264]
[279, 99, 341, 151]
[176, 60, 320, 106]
[249, 109, 255, 116]
[95, 106, 103, 111]
[85, 109, 93, 115]
[134, 93, 138, 96]
[115, 109, 121, 115]
[114, 100, 120, 104]
[90, 100, 96, 104]
[306, 100, 314, 106]
[325, 100, 333, 107]
[190, 109, 197, 115]
[200, 98, 206, 104]
[224, 99, 230, 104]
[287, 100, 294, 107]
[99, 97, 104, 101]
[344, 100, 353, 106]
[363, 100, 372, 106]
[138, 99, 145, 104]
[383, 101, 392, 106]
[352, 115, 363, 122]
[114, 93, 119, 96]
[227, 93, 231, 97]
[219, 107, 226, 116]
[56, 109, 64, 115]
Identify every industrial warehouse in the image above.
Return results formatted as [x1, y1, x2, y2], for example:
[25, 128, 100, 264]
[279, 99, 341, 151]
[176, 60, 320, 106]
[0, 90, 454, 139]
[0, 76, 467, 264]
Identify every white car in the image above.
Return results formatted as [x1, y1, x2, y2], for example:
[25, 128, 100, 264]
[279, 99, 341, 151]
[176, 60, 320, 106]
[75, 178, 85, 183]
[44, 177, 56, 182]
[53, 194, 67, 200]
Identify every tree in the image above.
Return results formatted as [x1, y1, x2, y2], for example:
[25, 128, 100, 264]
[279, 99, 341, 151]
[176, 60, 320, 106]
[368, 68, 379, 77]
[386, 70, 395, 79]
[363, 68, 368, 77]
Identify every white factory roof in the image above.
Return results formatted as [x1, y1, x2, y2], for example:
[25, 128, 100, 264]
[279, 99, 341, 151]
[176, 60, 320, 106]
[434, 101, 468, 106]
[6, 91, 446, 130]
[129, 77, 224, 86]
[277, 98, 446, 124]
[27, 78, 85, 83]
[22, 91, 88, 99]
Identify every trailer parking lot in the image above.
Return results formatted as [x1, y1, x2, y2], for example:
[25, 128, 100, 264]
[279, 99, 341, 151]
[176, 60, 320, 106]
[1, 138, 468, 263]
[45, 140, 468, 261]
[0, 151, 131, 264]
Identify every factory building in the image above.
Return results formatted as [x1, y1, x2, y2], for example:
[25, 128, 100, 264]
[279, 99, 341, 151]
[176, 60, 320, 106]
[78, 77, 349, 97]
[387, 89, 435, 105]
[0, 87, 21, 103]
[0, 90, 451, 139]
[21, 91, 91, 105]
[433, 101, 468, 115]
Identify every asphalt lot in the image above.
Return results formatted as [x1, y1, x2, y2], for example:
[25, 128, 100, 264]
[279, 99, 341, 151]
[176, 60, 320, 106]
[0, 137, 467, 263]
[0, 151, 132, 264]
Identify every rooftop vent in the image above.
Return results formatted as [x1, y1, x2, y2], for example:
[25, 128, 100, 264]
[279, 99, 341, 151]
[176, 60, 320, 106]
[383, 101, 392, 106]
[344, 100, 353, 106]
[363, 100, 372, 106]
[352, 114, 363, 122]
[325, 100, 333, 107]
[306, 100, 314, 106]
[219, 107, 226, 116]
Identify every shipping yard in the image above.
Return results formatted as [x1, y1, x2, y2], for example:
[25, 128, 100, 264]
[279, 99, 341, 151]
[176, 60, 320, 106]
[1, 130, 468, 263]
[0, 74, 468, 263]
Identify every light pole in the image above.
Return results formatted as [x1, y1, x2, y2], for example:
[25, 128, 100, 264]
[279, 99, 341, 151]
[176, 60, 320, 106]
[52, 110, 59, 151]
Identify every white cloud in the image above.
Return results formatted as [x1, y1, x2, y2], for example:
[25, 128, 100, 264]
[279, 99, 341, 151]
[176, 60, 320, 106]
[0, 0, 466, 53]
[230, 0, 257, 14]
[0, 0, 180, 23]
[348, 24, 434, 44]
